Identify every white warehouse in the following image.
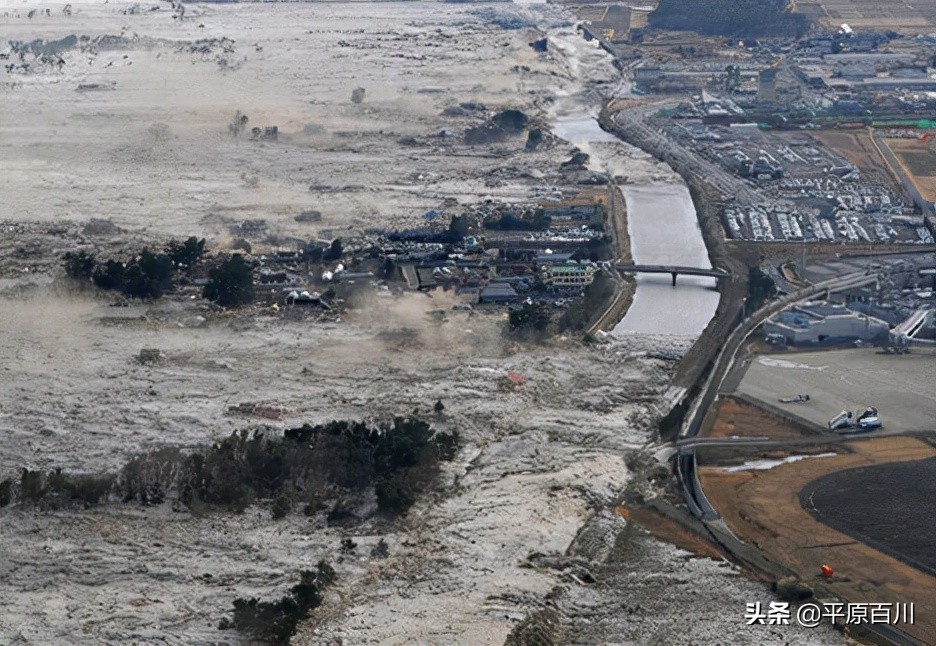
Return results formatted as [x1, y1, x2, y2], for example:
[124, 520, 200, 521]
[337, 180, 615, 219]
[764, 301, 890, 345]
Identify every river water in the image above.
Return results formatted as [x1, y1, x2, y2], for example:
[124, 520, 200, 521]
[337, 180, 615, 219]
[551, 115, 720, 337]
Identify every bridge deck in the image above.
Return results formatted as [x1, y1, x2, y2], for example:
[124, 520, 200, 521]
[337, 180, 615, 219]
[616, 264, 729, 277]
[615, 264, 729, 285]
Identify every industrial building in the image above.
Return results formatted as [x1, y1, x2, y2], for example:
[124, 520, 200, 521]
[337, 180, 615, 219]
[479, 282, 521, 304]
[763, 301, 889, 345]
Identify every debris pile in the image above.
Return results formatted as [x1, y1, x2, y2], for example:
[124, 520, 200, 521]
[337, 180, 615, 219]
[226, 402, 286, 420]
[464, 109, 529, 145]
[137, 348, 165, 364]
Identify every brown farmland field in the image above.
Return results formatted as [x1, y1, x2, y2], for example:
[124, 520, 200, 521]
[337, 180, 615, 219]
[884, 138, 936, 203]
[811, 130, 903, 195]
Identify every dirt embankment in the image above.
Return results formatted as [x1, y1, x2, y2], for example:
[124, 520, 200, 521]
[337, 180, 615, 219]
[676, 180, 752, 387]
[700, 437, 936, 645]
[588, 182, 636, 335]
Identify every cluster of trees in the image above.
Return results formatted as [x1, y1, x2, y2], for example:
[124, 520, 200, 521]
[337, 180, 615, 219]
[203, 254, 254, 307]
[2, 417, 457, 519]
[165, 236, 207, 267]
[746, 266, 777, 313]
[558, 270, 615, 332]
[0, 468, 113, 510]
[302, 239, 343, 264]
[63, 240, 256, 308]
[508, 301, 551, 338]
[572, 234, 614, 262]
[167, 416, 457, 515]
[220, 561, 336, 644]
[444, 214, 471, 243]
[484, 209, 550, 232]
[62, 237, 205, 300]
[282, 417, 457, 514]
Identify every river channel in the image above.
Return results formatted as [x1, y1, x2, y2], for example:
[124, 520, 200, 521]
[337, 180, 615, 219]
[552, 114, 720, 337]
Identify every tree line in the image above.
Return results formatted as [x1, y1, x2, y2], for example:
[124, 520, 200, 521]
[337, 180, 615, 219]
[1, 417, 458, 519]
[63, 237, 255, 307]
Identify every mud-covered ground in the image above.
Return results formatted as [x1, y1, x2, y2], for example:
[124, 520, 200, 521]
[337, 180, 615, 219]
[0, 288, 665, 643]
[2, 0, 590, 240]
[1, 1, 846, 644]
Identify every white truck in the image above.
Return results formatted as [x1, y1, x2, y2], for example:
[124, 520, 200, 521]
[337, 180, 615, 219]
[829, 407, 882, 432]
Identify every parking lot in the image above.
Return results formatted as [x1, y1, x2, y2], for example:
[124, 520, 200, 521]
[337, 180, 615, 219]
[734, 347, 936, 433]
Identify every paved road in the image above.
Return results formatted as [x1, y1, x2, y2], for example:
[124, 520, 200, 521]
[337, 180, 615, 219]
[682, 270, 882, 440]
[674, 429, 934, 451]
[666, 270, 887, 555]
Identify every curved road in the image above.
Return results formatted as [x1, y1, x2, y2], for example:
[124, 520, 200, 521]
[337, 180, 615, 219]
[668, 266, 929, 646]
[673, 269, 883, 526]
[680, 270, 881, 441]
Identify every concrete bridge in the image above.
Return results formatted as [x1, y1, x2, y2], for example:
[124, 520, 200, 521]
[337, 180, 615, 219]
[616, 264, 730, 286]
